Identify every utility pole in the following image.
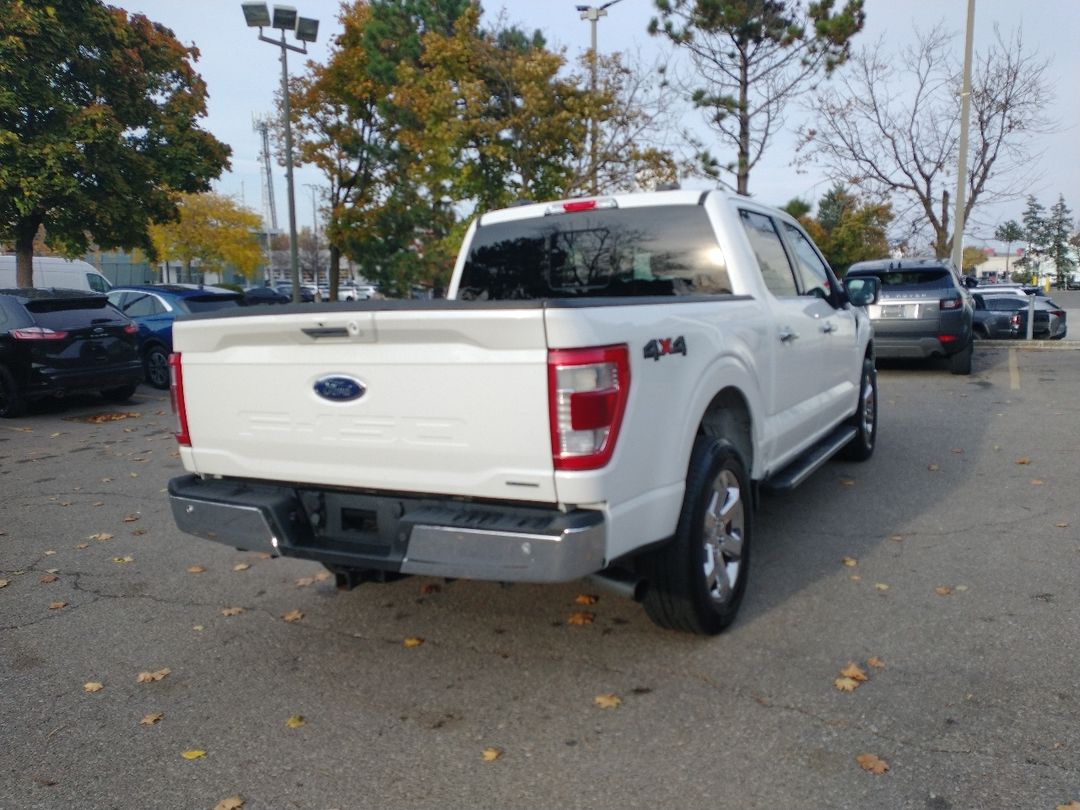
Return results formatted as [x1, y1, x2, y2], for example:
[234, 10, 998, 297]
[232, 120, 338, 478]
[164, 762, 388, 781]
[576, 0, 624, 195]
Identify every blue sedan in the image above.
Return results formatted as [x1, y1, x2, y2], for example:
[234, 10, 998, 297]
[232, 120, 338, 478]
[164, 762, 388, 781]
[106, 285, 242, 389]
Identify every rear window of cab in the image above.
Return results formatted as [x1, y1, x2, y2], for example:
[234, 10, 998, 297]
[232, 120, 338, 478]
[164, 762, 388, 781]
[458, 205, 732, 300]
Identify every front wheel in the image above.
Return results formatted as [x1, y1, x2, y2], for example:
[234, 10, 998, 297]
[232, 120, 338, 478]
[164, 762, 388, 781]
[144, 346, 170, 390]
[642, 436, 752, 635]
[840, 357, 877, 462]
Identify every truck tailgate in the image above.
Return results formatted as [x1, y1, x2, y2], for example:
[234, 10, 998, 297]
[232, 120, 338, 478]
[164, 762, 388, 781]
[174, 306, 557, 502]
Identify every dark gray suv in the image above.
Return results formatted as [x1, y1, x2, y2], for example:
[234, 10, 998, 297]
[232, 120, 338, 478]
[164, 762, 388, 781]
[846, 258, 974, 375]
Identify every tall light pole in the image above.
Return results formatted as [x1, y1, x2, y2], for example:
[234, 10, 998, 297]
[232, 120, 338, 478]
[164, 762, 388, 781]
[950, 0, 975, 274]
[242, 3, 319, 303]
[576, 0, 623, 195]
[304, 183, 319, 288]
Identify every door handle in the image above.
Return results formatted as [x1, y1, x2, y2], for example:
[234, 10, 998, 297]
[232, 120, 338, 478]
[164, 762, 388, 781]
[820, 321, 836, 334]
[779, 327, 798, 343]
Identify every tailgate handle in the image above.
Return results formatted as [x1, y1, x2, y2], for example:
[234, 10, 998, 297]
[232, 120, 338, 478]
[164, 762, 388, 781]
[302, 327, 350, 339]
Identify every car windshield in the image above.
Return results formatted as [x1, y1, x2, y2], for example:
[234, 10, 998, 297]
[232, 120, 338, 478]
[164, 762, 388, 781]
[458, 205, 732, 300]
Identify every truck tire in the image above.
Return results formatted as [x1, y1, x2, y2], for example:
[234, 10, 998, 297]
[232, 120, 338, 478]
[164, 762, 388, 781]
[642, 436, 751, 635]
[0, 366, 27, 418]
[840, 357, 877, 462]
[948, 338, 973, 375]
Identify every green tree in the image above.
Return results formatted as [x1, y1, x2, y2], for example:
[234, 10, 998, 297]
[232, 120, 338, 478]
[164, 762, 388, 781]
[994, 220, 1024, 274]
[1017, 195, 1046, 274]
[650, 0, 865, 195]
[148, 193, 262, 283]
[1044, 195, 1075, 288]
[792, 184, 890, 275]
[961, 246, 988, 273]
[0, 0, 230, 286]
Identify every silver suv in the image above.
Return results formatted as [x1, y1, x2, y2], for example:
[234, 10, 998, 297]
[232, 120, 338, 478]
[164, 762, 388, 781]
[846, 258, 974, 375]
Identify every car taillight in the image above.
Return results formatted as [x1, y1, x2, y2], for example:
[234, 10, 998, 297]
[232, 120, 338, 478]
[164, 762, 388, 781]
[548, 345, 630, 471]
[938, 334, 959, 345]
[123, 323, 138, 334]
[11, 327, 68, 340]
[939, 295, 962, 310]
[169, 353, 191, 447]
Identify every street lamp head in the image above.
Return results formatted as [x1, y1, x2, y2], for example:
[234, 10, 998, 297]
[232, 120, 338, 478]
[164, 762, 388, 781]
[295, 16, 319, 43]
[271, 5, 298, 31]
[575, 4, 589, 10]
[241, 2, 271, 27]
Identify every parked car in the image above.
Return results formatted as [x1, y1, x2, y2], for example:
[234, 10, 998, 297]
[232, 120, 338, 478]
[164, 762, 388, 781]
[846, 257, 974, 374]
[972, 294, 1021, 339]
[274, 283, 315, 303]
[339, 283, 379, 301]
[0, 288, 142, 417]
[977, 294, 1067, 340]
[0, 255, 112, 293]
[106, 285, 243, 389]
[242, 286, 291, 306]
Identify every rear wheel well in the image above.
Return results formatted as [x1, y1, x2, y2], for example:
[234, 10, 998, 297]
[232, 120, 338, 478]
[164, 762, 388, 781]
[698, 388, 753, 474]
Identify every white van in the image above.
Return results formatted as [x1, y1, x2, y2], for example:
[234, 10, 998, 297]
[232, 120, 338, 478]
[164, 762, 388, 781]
[0, 255, 112, 293]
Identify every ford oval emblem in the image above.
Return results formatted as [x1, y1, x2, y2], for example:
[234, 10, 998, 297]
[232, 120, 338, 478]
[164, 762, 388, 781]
[314, 375, 366, 402]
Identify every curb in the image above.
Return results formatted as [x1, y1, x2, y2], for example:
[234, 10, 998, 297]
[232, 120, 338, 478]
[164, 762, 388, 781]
[975, 340, 1080, 350]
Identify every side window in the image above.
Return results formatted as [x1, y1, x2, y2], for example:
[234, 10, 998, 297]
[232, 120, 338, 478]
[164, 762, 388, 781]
[781, 222, 832, 300]
[86, 273, 109, 293]
[739, 209, 798, 297]
[122, 293, 163, 318]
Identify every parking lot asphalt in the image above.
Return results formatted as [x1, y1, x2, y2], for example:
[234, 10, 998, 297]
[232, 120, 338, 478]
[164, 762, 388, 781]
[1, 344, 1079, 810]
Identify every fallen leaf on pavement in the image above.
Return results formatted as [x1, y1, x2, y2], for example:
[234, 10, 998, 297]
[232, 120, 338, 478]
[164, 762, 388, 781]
[44, 550, 56, 556]
[875, 583, 890, 592]
[87, 411, 141, 423]
[856, 753, 889, 774]
[935, 586, 954, 596]
[867, 657, 886, 669]
[1056, 802, 1080, 810]
[180, 750, 206, 760]
[215, 796, 245, 810]
[313, 570, 332, 582]
[1031, 479, 1044, 486]
[75, 544, 89, 550]
[0, 579, 9, 589]
[1056, 522, 1070, 528]
[927, 464, 940, 472]
[420, 583, 441, 595]
[840, 663, 868, 682]
[567, 612, 595, 626]
[84, 682, 104, 693]
[841, 556, 858, 567]
[187, 565, 206, 574]
[285, 715, 305, 729]
[594, 693, 621, 709]
[950, 448, 964, 454]
[850, 575, 862, 582]
[49, 601, 67, 610]
[112, 556, 134, 564]
[574, 594, 599, 605]
[295, 576, 314, 588]
[140, 713, 163, 726]
[137, 668, 171, 684]
[221, 607, 244, 617]
[89, 532, 113, 541]
[232, 563, 250, 572]
[1015, 457, 1031, 465]
[192, 625, 204, 632]
[955, 585, 969, 592]
[833, 677, 860, 692]
[40, 574, 59, 584]
[123, 514, 140, 523]
[282, 610, 304, 623]
[403, 637, 424, 648]
[840, 478, 855, 487]
[481, 747, 502, 763]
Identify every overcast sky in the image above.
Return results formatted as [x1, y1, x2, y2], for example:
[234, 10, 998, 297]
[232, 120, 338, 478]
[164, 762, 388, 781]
[117, 0, 1080, 247]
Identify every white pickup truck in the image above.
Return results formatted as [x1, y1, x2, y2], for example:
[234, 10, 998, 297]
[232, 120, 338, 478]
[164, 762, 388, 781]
[167, 189, 880, 634]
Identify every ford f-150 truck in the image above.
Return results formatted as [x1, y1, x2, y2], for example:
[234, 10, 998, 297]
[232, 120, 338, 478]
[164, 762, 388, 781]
[167, 189, 880, 635]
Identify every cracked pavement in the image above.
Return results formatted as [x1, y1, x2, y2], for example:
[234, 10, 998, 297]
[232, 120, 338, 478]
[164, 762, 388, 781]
[1, 344, 1079, 810]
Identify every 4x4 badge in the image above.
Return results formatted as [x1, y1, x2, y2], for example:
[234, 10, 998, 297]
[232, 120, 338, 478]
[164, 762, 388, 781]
[643, 336, 687, 361]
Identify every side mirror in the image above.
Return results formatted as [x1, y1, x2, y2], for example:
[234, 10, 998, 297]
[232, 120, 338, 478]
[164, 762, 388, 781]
[843, 276, 880, 307]
[963, 275, 979, 288]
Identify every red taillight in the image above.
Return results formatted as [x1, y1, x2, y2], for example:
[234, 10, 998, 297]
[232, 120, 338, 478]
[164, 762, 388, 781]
[938, 334, 959, 345]
[548, 345, 630, 471]
[11, 327, 68, 340]
[939, 296, 962, 310]
[169, 353, 190, 447]
[123, 323, 138, 334]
